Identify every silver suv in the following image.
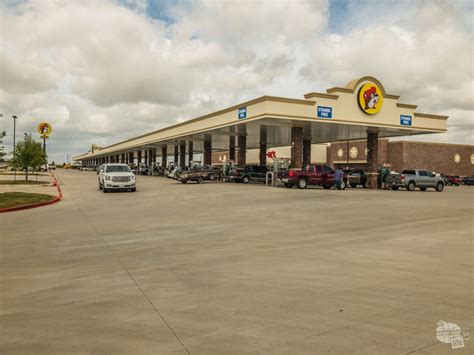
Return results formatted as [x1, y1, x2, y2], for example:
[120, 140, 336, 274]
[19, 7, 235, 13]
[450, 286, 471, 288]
[98, 164, 136, 192]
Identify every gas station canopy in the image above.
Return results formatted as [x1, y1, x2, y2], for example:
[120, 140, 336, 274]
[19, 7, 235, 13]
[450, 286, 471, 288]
[73, 76, 447, 159]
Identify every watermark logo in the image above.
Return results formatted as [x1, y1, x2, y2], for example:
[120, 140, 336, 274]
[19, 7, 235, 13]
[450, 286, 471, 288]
[436, 320, 470, 349]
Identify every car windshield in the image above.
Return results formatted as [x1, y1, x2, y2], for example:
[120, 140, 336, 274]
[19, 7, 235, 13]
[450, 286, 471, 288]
[106, 165, 131, 173]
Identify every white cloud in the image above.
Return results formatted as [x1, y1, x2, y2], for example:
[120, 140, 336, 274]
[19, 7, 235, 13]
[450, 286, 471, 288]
[0, 0, 472, 163]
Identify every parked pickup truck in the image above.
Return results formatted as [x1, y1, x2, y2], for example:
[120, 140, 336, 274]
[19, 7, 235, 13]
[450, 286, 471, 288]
[442, 175, 462, 186]
[385, 169, 444, 192]
[229, 165, 269, 183]
[177, 166, 222, 184]
[279, 164, 346, 189]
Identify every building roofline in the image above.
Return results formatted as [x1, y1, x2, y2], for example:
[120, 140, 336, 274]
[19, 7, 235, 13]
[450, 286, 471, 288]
[73, 95, 315, 160]
[303, 92, 339, 100]
[414, 112, 449, 120]
[396, 103, 418, 109]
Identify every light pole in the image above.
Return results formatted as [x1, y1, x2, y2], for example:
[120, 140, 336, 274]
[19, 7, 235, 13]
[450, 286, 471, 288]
[12, 115, 18, 182]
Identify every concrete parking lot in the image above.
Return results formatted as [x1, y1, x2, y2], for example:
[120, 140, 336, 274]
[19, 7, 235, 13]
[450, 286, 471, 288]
[1, 169, 472, 354]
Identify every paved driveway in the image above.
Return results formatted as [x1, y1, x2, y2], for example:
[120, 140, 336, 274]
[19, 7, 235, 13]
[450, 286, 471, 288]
[1, 170, 472, 354]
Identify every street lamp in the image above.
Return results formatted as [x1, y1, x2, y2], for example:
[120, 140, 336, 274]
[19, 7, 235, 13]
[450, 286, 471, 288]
[12, 115, 18, 182]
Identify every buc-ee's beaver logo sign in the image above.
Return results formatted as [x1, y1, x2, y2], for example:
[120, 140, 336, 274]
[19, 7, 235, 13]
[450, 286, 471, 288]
[37, 122, 52, 137]
[358, 82, 383, 115]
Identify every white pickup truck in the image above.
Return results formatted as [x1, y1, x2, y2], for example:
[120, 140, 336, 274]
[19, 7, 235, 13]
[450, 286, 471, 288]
[385, 169, 444, 192]
[98, 163, 136, 192]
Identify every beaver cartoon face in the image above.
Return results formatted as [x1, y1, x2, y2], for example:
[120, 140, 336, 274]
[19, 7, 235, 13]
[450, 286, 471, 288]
[40, 123, 49, 134]
[363, 86, 379, 110]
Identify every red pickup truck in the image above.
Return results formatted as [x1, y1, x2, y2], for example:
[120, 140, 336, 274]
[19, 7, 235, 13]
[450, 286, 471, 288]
[279, 164, 346, 189]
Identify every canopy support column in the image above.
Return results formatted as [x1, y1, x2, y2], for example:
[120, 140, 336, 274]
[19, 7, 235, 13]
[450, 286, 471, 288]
[259, 126, 267, 167]
[366, 130, 379, 189]
[161, 146, 167, 168]
[238, 135, 246, 168]
[204, 136, 212, 166]
[303, 139, 311, 167]
[291, 127, 303, 168]
[179, 142, 186, 168]
[229, 136, 236, 161]
[188, 141, 193, 165]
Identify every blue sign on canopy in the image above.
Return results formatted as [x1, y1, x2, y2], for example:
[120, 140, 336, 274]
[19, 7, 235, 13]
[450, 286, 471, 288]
[238, 107, 247, 119]
[317, 106, 332, 119]
[400, 115, 412, 126]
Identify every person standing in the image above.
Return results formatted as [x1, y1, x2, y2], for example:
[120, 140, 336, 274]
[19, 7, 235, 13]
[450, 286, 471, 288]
[334, 168, 343, 190]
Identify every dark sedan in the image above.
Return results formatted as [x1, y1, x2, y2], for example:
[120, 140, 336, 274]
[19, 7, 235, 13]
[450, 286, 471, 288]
[462, 176, 474, 185]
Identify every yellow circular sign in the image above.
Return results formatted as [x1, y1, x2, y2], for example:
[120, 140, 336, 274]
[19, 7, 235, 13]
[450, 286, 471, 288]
[358, 82, 383, 115]
[37, 122, 52, 137]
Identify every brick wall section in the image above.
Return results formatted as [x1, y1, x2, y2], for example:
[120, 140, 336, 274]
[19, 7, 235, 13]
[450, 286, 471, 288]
[327, 140, 474, 176]
[387, 141, 404, 172]
[328, 139, 389, 168]
[400, 142, 473, 176]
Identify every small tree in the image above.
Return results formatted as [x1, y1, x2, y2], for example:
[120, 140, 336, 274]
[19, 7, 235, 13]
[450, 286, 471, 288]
[0, 131, 6, 162]
[11, 134, 47, 181]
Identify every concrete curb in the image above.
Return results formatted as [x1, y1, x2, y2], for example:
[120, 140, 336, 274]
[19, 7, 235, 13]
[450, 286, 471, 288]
[0, 171, 62, 213]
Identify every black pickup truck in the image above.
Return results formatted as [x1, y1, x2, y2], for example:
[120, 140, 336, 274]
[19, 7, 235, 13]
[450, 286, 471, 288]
[229, 165, 269, 183]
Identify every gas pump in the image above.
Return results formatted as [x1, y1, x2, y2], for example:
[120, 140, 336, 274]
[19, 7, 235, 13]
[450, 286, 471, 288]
[276, 158, 291, 172]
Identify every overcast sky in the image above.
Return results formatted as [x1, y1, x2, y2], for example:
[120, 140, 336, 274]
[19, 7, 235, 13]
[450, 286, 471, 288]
[0, 0, 472, 163]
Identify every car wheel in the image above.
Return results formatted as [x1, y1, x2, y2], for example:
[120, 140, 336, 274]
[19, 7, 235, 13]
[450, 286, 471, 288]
[407, 181, 416, 191]
[297, 178, 307, 189]
[242, 176, 250, 184]
[197, 176, 204, 184]
[103, 188, 108, 193]
[391, 186, 399, 191]
[181, 180, 187, 184]
[323, 185, 331, 189]
[350, 184, 357, 188]
[419, 187, 427, 191]
[131, 188, 136, 192]
[209, 174, 215, 181]
[284, 183, 293, 188]
[436, 182, 444, 192]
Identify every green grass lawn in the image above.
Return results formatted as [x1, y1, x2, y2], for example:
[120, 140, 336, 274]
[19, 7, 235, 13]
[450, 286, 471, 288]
[0, 172, 49, 176]
[0, 192, 55, 209]
[0, 180, 48, 185]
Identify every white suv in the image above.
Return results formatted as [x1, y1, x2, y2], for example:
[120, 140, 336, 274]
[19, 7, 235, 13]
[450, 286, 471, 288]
[98, 163, 136, 192]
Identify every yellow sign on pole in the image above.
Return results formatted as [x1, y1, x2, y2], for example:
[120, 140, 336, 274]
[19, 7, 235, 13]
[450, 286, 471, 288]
[37, 122, 52, 137]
